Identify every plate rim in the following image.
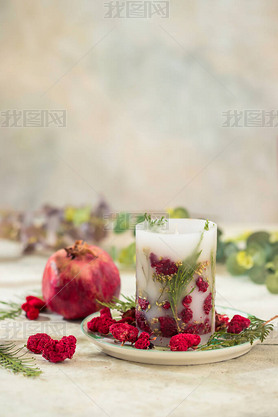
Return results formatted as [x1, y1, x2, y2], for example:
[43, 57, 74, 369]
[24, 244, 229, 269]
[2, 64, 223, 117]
[81, 305, 259, 355]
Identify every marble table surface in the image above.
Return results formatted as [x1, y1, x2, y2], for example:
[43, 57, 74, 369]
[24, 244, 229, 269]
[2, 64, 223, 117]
[0, 244, 278, 417]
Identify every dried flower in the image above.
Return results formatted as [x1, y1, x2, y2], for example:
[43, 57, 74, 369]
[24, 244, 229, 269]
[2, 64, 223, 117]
[27, 333, 51, 354]
[227, 315, 251, 334]
[196, 277, 209, 292]
[109, 323, 139, 344]
[203, 293, 212, 315]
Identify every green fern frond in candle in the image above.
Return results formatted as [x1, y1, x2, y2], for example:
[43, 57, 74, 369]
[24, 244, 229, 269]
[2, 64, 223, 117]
[168, 248, 202, 331]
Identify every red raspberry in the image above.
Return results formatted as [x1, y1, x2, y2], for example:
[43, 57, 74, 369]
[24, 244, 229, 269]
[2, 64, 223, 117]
[203, 293, 212, 315]
[87, 317, 101, 332]
[227, 315, 251, 334]
[158, 316, 177, 337]
[110, 323, 139, 344]
[97, 317, 116, 334]
[26, 308, 40, 320]
[87, 316, 115, 334]
[26, 296, 45, 310]
[42, 339, 69, 363]
[60, 335, 77, 359]
[150, 253, 179, 275]
[100, 307, 112, 319]
[180, 306, 193, 323]
[27, 333, 51, 354]
[182, 295, 192, 306]
[169, 333, 201, 351]
[134, 332, 150, 350]
[138, 297, 149, 310]
[21, 302, 31, 312]
[162, 301, 171, 310]
[196, 277, 209, 292]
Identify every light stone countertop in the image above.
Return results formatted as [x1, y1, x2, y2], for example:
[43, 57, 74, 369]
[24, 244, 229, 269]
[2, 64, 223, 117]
[0, 253, 277, 417]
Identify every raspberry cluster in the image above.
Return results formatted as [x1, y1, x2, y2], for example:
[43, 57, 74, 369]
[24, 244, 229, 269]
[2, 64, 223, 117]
[150, 253, 179, 276]
[169, 334, 201, 351]
[27, 333, 77, 363]
[21, 296, 45, 320]
[87, 307, 116, 334]
[87, 307, 154, 349]
[196, 277, 209, 292]
[227, 315, 251, 334]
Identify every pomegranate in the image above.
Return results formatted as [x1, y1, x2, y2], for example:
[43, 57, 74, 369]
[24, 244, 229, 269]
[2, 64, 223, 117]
[42, 240, 120, 319]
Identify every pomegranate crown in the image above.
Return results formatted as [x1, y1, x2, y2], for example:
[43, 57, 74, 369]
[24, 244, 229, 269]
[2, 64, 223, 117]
[64, 240, 97, 260]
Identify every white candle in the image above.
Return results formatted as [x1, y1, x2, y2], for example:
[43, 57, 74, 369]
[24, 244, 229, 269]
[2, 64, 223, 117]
[135, 219, 217, 347]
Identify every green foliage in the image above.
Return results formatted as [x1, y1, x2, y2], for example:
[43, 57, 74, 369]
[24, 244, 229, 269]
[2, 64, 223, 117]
[204, 219, 209, 231]
[226, 253, 246, 276]
[0, 343, 42, 377]
[168, 246, 202, 331]
[64, 206, 91, 226]
[118, 242, 136, 267]
[217, 229, 278, 294]
[144, 213, 167, 228]
[248, 265, 268, 285]
[98, 295, 135, 313]
[266, 273, 278, 294]
[198, 316, 274, 350]
[113, 213, 130, 234]
[167, 207, 189, 219]
[0, 300, 22, 321]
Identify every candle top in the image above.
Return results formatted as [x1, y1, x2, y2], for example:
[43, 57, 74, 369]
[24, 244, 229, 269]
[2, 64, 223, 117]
[136, 218, 216, 236]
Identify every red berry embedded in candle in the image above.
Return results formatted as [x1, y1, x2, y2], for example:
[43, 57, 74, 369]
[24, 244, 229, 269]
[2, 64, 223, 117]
[136, 310, 151, 333]
[180, 306, 193, 323]
[182, 295, 192, 306]
[196, 276, 209, 292]
[150, 253, 179, 275]
[158, 316, 177, 337]
[162, 301, 171, 310]
[203, 293, 212, 314]
[138, 297, 149, 310]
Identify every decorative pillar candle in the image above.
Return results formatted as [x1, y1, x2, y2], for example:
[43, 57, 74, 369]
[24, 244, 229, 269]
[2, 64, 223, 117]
[135, 219, 217, 347]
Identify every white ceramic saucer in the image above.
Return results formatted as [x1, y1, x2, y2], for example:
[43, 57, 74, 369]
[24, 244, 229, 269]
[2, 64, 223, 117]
[81, 306, 259, 366]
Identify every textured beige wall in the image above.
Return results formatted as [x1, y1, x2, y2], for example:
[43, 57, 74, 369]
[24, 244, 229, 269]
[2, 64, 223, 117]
[0, 1, 277, 222]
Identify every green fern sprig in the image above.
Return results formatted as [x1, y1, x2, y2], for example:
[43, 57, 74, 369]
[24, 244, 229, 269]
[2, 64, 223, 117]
[98, 295, 135, 313]
[168, 249, 202, 331]
[0, 300, 22, 321]
[198, 315, 275, 350]
[0, 343, 42, 377]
